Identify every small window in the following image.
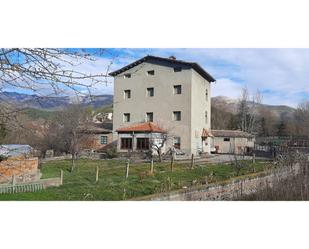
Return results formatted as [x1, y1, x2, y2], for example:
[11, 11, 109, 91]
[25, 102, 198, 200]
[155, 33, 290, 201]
[123, 113, 130, 122]
[224, 138, 230, 142]
[206, 89, 208, 101]
[205, 111, 208, 124]
[174, 67, 182, 72]
[124, 89, 131, 99]
[124, 73, 131, 78]
[146, 112, 153, 122]
[248, 137, 253, 142]
[147, 70, 155, 76]
[147, 87, 154, 97]
[173, 85, 182, 95]
[121, 138, 132, 149]
[173, 137, 181, 149]
[100, 135, 108, 145]
[136, 138, 150, 150]
[173, 111, 181, 121]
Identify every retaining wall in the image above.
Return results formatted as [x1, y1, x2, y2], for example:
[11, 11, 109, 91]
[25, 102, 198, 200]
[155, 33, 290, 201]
[137, 165, 299, 201]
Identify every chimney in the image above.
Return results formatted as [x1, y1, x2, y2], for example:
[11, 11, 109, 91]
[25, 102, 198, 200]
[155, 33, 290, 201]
[169, 56, 176, 60]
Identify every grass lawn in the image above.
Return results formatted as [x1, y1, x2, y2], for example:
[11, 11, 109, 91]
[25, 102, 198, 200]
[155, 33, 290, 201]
[0, 159, 270, 200]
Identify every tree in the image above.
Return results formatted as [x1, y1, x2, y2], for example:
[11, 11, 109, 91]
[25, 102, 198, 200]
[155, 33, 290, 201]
[294, 100, 309, 136]
[148, 123, 175, 162]
[56, 104, 91, 172]
[258, 107, 277, 136]
[236, 87, 262, 133]
[0, 48, 113, 140]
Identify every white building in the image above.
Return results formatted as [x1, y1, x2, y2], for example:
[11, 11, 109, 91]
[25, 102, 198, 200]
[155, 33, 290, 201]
[109, 55, 216, 156]
[211, 130, 255, 154]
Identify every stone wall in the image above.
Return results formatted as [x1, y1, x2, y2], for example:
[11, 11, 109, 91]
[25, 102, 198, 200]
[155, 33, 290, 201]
[137, 165, 299, 201]
[0, 157, 39, 183]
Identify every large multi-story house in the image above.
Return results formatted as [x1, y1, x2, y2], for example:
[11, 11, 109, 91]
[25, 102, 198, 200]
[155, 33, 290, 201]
[109, 55, 216, 156]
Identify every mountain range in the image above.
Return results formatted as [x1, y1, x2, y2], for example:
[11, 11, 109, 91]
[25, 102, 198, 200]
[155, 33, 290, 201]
[0, 92, 113, 110]
[212, 96, 295, 118]
[0, 92, 296, 117]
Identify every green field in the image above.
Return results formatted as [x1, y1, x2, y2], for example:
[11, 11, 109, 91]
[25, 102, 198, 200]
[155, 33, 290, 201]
[0, 159, 270, 201]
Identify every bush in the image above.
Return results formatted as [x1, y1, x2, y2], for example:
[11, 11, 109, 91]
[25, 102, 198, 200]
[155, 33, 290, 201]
[106, 146, 118, 159]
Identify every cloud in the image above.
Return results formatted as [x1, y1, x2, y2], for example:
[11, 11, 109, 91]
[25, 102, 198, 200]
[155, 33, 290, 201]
[211, 78, 243, 99]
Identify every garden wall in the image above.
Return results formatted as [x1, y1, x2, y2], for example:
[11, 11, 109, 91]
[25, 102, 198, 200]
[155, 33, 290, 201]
[137, 165, 300, 201]
[0, 157, 40, 183]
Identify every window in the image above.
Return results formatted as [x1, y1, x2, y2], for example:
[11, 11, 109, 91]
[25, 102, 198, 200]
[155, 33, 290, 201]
[205, 111, 208, 124]
[173, 137, 181, 149]
[146, 112, 153, 122]
[206, 89, 208, 101]
[224, 138, 230, 142]
[147, 70, 155, 76]
[173, 111, 181, 121]
[173, 85, 182, 94]
[123, 113, 130, 122]
[124, 89, 131, 99]
[121, 138, 132, 149]
[124, 73, 131, 78]
[147, 87, 154, 97]
[136, 138, 150, 150]
[100, 135, 108, 145]
[174, 67, 182, 72]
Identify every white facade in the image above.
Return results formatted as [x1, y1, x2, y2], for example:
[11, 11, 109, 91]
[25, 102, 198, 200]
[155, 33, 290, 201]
[111, 57, 214, 156]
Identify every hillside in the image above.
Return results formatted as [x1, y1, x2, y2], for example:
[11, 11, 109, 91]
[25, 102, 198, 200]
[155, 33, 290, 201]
[212, 96, 295, 118]
[0, 92, 113, 110]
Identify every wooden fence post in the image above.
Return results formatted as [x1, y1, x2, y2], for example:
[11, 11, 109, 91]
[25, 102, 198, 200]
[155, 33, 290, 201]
[190, 154, 194, 170]
[96, 166, 99, 182]
[252, 153, 256, 163]
[125, 160, 130, 179]
[170, 155, 174, 172]
[150, 159, 154, 174]
[60, 170, 63, 185]
[12, 174, 16, 186]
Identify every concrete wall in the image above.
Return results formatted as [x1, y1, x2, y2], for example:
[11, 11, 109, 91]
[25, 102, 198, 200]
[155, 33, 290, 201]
[214, 137, 255, 154]
[113, 60, 212, 155]
[113, 61, 193, 154]
[191, 70, 211, 154]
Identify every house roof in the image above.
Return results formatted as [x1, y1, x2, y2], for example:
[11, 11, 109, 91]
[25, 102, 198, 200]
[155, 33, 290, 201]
[202, 129, 214, 138]
[0, 144, 32, 157]
[211, 130, 254, 138]
[109, 55, 216, 83]
[116, 122, 165, 133]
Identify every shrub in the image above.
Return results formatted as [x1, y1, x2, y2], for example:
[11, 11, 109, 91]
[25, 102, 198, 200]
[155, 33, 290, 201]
[106, 145, 118, 159]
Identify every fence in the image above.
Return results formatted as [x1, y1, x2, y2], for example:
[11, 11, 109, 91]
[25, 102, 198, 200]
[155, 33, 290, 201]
[0, 177, 62, 194]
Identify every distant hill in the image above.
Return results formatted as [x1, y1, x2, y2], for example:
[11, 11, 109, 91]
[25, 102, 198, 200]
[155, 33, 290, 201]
[212, 96, 295, 118]
[0, 92, 113, 110]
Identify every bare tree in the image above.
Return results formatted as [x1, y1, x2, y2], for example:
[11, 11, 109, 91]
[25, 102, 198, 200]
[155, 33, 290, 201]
[148, 123, 175, 162]
[237, 87, 262, 133]
[0, 48, 114, 138]
[294, 100, 309, 136]
[56, 104, 91, 172]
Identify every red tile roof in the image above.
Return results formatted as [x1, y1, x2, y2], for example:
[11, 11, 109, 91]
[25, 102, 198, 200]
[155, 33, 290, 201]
[116, 122, 165, 133]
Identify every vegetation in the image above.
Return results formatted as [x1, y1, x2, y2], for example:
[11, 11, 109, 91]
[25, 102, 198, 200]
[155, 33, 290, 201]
[239, 151, 309, 200]
[0, 159, 269, 201]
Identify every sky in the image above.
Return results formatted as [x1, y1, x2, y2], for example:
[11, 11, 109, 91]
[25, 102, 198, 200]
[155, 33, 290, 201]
[80, 48, 309, 108]
[3, 48, 309, 107]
